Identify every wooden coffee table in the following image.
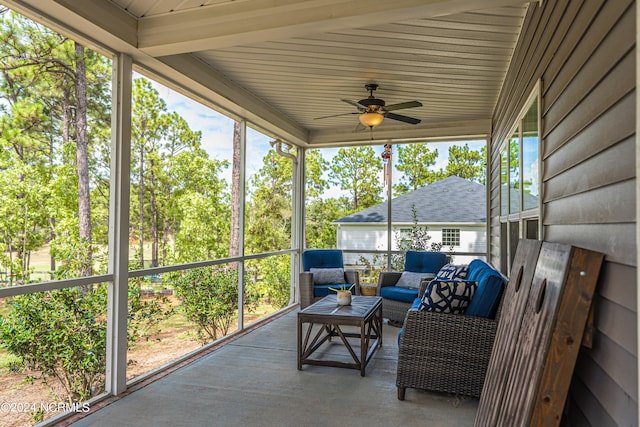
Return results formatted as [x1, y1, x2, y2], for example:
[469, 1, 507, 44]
[297, 295, 383, 376]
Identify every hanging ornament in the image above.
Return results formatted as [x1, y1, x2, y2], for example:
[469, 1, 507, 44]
[381, 143, 392, 162]
[382, 143, 392, 186]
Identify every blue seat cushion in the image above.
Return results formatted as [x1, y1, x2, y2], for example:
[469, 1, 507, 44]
[380, 286, 419, 303]
[465, 268, 505, 318]
[313, 284, 354, 298]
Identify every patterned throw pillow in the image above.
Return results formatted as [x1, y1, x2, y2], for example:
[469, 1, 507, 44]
[396, 271, 435, 289]
[309, 267, 345, 285]
[435, 263, 469, 280]
[419, 280, 477, 314]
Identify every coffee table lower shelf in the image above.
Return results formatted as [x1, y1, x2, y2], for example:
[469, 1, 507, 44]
[297, 295, 383, 377]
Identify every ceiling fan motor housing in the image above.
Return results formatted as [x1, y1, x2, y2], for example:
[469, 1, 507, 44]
[360, 83, 385, 112]
[359, 97, 385, 108]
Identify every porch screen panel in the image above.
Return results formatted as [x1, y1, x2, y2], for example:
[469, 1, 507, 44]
[508, 128, 520, 213]
[522, 99, 539, 211]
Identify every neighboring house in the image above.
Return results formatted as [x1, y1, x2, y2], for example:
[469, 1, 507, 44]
[334, 176, 486, 265]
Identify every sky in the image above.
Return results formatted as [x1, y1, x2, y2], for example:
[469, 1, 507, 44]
[146, 75, 486, 197]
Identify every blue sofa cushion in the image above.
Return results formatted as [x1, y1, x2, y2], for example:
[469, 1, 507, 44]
[309, 267, 345, 285]
[302, 249, 344, 270]
[380, 286, 419, 303]
[404, 250, 448, 273]
[313, 283, 353, 298]
[435, 263, 469, 280]
[419, 280, 477, 314]
[395, 271, 435, 289]
[464, 260, 506, 318]
[466, 259, 489, 281]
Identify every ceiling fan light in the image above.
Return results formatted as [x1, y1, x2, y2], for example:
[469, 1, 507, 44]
[359, 112, 384, 127]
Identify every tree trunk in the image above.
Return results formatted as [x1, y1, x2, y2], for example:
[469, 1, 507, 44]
[229, 121, 242, 261]
[51, 87, 73, 275]
[149, 159, 158, 267]
[74, 42, 92, 276]
[162, 215, 169, 264]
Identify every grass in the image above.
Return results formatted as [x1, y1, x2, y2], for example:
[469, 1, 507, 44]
[3, 243, 149, 284]
[0, 352, 22, 374]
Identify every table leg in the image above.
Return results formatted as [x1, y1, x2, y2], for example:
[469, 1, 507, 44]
[297, 316, 302, 370]
[360, 320, 366, 376]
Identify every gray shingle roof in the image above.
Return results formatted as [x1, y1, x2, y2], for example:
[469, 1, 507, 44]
[335, 176, 486, 224]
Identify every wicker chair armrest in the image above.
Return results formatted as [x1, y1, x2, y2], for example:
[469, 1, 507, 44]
[417, 277, 435, 298]
[377, 271, 402, 294]
[299, 272, 314, 309]
[344, 270, 360, 295]
[400, 310, 498, 351]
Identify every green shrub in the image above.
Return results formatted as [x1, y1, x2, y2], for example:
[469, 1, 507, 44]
[0, 281, 173, 404]
[0, 286, 107, 402]
[169, 267, 239, 342]
[246, 256, 290, 309]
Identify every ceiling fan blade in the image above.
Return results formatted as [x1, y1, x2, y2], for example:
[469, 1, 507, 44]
[314, 112, 358, 120]
[385, 101, 422, 111]
[385, 112, 421, 125]
[341, 99, 366, 110]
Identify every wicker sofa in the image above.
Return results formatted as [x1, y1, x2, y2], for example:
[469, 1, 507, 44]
[396, 259, 506, 399]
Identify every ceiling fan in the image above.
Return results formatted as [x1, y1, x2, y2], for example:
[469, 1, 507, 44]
[315, 84, 422, 128]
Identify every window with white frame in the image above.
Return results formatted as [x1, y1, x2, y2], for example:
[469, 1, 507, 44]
[442, 228, 460, 247]
[499, 87, 540, 274]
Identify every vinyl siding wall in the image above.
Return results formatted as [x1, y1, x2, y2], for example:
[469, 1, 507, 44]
[488, 1, 636, 425]
[336, 224, 486, 265]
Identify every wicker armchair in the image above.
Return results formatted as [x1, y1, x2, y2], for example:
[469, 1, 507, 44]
[377, 271, 432, 324]
[299, 249, 360, 309]
[396, 259, 506, 399]
[377, 251, 448, 325]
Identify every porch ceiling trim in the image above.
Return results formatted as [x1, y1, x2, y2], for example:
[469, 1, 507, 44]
[308, 118, 491, 147]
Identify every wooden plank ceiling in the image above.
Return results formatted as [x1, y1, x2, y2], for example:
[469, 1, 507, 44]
[8, 0, 530, 147]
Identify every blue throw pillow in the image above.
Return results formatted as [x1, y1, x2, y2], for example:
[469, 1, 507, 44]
[419, 280, 477, 314]
[435, 263, 469, 280]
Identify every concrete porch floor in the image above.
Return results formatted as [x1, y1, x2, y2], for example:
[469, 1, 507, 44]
[68, 309, 478, 426]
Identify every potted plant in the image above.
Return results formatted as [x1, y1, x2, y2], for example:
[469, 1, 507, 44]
[329, 284, 355, 306]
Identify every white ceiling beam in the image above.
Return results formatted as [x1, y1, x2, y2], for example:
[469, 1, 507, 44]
[54, 0, 138, 47]
[2, 0, 138, 56]
[138, 0, 534, 57]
